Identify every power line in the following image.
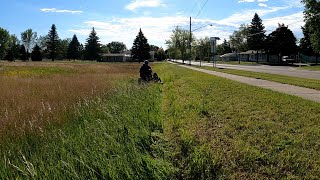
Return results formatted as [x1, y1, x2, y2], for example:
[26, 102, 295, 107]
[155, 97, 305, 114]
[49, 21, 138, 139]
[189, 0, 201, 17]
[195, 0, 209, 18]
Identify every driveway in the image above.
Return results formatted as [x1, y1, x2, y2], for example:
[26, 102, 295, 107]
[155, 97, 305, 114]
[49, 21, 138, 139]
[172, 60, 320, 80]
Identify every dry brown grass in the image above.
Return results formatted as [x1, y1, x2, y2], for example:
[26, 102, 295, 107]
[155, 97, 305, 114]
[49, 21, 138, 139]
[0, 61, 140, 137]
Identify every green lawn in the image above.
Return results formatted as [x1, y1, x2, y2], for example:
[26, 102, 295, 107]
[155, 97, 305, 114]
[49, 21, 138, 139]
[199, 66, 320, 90]
[155, 63, 320, 179]
[299, 65, 320, 71]
[216, 60, 258, 65]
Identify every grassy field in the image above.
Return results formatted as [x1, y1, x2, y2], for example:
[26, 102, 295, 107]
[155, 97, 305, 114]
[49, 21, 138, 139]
[199, 66, 320, 90]
[155, 63, 320, 179]
[0, 61, 175, 179]
[299, 65, 320, 71]
[0, 61, 139, 137]
[1, 61, 320, 179]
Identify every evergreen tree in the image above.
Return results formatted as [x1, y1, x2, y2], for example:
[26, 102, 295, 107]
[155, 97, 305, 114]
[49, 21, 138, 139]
[302, 0, 320, 53]
[19, 45, 27, 61]
[31, 44, 42, 61]
[46, 24, 59, 61]
[266, 24, 297, 56]
[131, 28, 151, 62]
[79, 44, 85, 60]
[5, 48, 14, 61]
[67, 34, 81, 59]
[247, 13, 266, 62]
[85, 27, 101, 61]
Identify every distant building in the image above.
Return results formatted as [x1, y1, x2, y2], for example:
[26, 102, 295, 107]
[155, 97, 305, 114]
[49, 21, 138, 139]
[99, 51, 131, 62]
[220, 53, 238, 61]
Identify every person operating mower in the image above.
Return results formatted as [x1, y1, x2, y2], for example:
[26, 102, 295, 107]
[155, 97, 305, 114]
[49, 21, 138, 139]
[139, 60, 162, 84]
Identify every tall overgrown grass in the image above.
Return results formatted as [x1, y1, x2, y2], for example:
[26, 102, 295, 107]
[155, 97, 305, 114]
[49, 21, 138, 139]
[0, 79, 175, 179]
[0, 61, 139, 137]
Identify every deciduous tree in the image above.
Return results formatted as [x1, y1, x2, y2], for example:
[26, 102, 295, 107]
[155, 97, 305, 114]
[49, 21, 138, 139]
[107, 41, 127, 53]
[6, 35, 20, 61]
[0, 27, 10, 59]
[266, 24, 297, 56]
[58, 38, 71, 59]
[216, 39, 232, 55]
[229, 24, 250, 52]
[21, 29, 37, 59]
[165, 27, 194, 63]
[302, 0, 320, 53]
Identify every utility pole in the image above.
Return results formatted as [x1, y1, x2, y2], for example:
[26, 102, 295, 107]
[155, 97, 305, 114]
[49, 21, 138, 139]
[189, 17, 192, 65]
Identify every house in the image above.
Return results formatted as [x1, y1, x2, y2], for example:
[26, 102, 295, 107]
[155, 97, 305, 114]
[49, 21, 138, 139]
[220, 53, 238, 61]
[99, 51, 131, 62]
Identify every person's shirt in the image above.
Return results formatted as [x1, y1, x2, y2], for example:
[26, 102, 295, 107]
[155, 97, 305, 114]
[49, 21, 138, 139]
[140, 64, 152, 74]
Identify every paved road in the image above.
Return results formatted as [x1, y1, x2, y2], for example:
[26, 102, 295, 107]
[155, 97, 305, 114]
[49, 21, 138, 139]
[174, 63, 320, 103]
[172, 60, 320, 80]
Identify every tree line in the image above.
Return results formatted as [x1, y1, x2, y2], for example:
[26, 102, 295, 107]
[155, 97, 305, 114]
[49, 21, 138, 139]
[166, 0, 320, 62]
[0, 25, 166, 62]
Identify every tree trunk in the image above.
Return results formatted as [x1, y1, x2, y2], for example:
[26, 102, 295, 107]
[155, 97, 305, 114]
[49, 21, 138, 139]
[256, 50, 259, 63]
[316, 55, 318, 65]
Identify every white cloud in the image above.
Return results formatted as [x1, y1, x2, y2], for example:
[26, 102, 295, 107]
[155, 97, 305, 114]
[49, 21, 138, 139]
[238, 0, 255, 3]
[238, 0, 269, 5]
[209, 6, 291, 27]
[264, 12, 304, 36]
[69, 16, 188, 48]
[40, 8, 83, 14]
[125, 0, 166, 11]
[258, 3, 268, 7]
[68, 6, 303, 48]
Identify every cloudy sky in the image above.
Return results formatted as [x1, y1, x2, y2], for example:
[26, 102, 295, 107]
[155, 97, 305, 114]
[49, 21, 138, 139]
[1, 0, 304, 48]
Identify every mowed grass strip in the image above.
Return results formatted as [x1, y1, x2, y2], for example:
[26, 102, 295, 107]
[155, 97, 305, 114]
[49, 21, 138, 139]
[0, 61, 140, 137]
[299, 65, 320, 71]
[200, 66, 320, 90]
[155, 63, 320, 179]
[216, 61, 258, 65]
[0, 83, 174, 179]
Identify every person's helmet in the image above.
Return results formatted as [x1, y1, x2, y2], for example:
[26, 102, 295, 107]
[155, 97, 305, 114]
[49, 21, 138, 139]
[144, 60, 149, 65]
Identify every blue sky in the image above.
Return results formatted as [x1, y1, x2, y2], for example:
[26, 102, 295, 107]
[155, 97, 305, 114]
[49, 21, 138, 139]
[0, 0, 304, 48]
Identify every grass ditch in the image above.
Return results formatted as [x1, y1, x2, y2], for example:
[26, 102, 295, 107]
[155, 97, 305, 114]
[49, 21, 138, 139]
[0, 82, 175, 179]
[156, 63, 320, 179]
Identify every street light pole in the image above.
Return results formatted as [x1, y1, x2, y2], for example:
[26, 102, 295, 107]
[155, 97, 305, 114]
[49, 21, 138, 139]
[189, 17, 192, 65]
